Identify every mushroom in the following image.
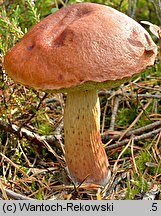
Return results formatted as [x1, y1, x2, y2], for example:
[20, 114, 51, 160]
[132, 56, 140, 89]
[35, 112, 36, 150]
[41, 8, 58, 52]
[4, 3, 157, 185]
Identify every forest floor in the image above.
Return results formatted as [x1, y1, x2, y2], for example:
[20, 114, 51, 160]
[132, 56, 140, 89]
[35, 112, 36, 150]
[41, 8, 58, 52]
[0, 65, 160, 200]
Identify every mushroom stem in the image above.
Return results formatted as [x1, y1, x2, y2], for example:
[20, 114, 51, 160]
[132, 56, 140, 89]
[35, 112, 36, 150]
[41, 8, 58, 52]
[64, 89, 111, 185]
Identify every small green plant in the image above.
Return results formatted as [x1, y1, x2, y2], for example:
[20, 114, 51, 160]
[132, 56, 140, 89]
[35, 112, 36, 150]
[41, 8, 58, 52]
[136, 150, 151, 173]
[35, 188, 43, 200]
[117, 106, 138, 127]
[0, 0, 40, 54]
[126, 176, 149, 199]
[25, 0, 40, 25]
[38, 122, 51, 135]
[0, 6, 24, 54]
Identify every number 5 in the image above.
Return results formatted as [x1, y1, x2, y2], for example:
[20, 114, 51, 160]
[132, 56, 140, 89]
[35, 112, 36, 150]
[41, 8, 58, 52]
[152, 203, 157, 211]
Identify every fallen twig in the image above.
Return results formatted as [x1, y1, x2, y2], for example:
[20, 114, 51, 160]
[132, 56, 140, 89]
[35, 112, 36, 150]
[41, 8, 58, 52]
[4, 189, 35, 200]
[118, 99, 152, 141]
[0, 118, 62, 152]
[117, 93, 161, 99]
[106, 128, 161, 150]
[99, 90, 161, 98]
[102, 120, 161, 142]
[17, 93, 48, 136]
[109, 96, 120, 131]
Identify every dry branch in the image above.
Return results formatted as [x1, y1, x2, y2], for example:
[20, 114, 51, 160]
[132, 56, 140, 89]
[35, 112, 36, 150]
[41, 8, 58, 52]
[99, 91, 161, 99]
[103, 120, 161, 142]
[0, 118, 61, 149]
[106, 127, 161, 150]
[4, 189, 35, 200]
[0, 118, 64, 166]
[109, 96, 120, 131]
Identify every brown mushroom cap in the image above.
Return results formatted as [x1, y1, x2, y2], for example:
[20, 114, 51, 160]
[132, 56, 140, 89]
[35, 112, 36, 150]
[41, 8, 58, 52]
[4, 3, 157, 92]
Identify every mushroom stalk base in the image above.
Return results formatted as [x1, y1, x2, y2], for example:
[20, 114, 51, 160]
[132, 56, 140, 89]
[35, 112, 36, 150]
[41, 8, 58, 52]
[64, 89, 111, 185]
